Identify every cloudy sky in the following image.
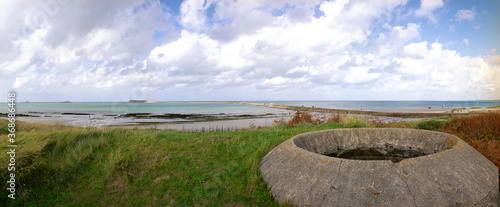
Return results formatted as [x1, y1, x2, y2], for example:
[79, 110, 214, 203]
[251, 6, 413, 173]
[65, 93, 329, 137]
[1, 0, 499, 102]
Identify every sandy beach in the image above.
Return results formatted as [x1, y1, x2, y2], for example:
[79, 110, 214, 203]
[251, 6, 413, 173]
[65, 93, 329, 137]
[12, 112, 293, 132]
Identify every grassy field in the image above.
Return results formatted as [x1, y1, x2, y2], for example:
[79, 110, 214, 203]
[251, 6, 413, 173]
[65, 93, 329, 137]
[0, 111, 498, 206]
[0, 118, 344, 206]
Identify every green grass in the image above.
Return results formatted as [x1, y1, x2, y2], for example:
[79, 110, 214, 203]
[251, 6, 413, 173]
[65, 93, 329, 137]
[0, 119, 343, 206]
[433, 115, 453, 120]
[1, 111, 498, 206]
[416, 120, 445, 130]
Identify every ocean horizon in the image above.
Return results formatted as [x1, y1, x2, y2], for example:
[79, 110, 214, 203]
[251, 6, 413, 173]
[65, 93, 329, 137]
[1, 100, 499, 115]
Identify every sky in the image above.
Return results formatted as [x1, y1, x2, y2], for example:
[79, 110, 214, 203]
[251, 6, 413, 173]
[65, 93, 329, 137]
[1, 0, 499, 102]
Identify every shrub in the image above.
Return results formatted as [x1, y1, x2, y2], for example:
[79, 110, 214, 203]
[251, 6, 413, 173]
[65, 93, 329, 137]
[440, 112, 500, 185]
[451, 108, 466, 113]
[326, 113, 344, 123]
[417, 120, 445, 130]
[288, 111, 320, 127]
[341, 116, 369, 128]
[442, 112, 500, 142]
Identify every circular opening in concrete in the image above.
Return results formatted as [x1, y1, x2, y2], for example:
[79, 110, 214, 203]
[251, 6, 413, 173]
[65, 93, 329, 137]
[326, 146, 428, 163]
[293, 128, 457, 163]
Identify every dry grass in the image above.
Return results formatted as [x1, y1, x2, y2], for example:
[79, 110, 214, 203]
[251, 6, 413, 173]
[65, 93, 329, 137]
[287, 111, 321, 127]
[441, 111, 500, 183]
[286, 111, 412, 129]
[486, 105, 500, 109]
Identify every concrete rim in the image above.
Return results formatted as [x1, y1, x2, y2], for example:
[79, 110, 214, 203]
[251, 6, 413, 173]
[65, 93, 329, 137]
[260, 128, 499, 207]
[292, 128, 457, 163]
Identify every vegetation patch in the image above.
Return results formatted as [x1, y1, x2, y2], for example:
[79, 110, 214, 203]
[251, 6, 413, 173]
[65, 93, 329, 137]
[451, 108, 466, 113]
[441, 112, 500, 179]
[0, 119, 342, 206]
[486, 105, 500, 109]
[0, 111, 498, 205]
[417, 120, 445, 130]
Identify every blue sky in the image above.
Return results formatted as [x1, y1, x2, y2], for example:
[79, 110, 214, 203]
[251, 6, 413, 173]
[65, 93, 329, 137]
[1, 0, 499, 102]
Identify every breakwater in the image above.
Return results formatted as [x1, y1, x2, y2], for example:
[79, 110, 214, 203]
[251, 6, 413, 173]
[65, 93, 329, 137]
[264, 103, 466, 118]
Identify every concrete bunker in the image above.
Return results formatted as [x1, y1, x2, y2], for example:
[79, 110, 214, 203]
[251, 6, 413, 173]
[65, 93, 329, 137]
[260, 128, 499, 206]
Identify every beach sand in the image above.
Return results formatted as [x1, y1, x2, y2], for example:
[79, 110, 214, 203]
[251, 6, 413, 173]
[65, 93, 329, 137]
[12, 113, 293, 132]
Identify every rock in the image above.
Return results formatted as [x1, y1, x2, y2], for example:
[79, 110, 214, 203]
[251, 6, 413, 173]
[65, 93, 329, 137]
[259, 128, 499, 206]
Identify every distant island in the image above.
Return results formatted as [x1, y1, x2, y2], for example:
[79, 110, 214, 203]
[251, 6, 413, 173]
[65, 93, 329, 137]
[128, 100, 147, 103]
[128, 100, 157, 103]
[23, 101, 71, 103]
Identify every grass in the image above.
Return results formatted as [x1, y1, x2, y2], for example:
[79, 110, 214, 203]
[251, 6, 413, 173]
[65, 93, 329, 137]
[486, 105, 500, 109]
[451, 108, 466, 113]
[0, 111, 498, 205]
[0, 118, 343, 206]
[416, 120, 445, 130]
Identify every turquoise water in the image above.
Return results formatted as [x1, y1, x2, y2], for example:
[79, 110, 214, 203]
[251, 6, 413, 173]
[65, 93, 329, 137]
[1, 101, 499, 115]
[2, 102, 285, 115]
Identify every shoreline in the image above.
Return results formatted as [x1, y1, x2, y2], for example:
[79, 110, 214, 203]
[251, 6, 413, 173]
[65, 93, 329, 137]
[5, 112, 293, 132]
[134, 101, 499, 118]
[1, 102, 498, 131]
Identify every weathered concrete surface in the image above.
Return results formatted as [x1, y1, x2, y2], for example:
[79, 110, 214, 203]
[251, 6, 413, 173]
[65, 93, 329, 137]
[259, 128, 499, 206]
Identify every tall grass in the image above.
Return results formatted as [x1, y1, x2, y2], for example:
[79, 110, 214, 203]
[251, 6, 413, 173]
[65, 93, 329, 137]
[0, 119, 343, 206]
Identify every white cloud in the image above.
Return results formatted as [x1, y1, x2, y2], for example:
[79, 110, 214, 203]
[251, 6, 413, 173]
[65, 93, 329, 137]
[390, 41, 497, 98]
[400, 41, 429, 59]
[1, 1, 172, 92]
[376, 23, 420, 57]
[486, 56, 500, 97]
[462, 39, 469, 46]
[261, 76, 308, 90]
[143, 0, 409, 92]
[179, 0, 214, 31]
[414, 0, 444, 23]
[455, 7, 477, 22]
[344, 66, 380, 84]
[1, 0, 498, 101]
[13, 73, 37, 89]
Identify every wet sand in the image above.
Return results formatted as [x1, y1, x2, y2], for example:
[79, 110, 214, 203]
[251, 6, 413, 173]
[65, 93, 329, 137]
[11, 113, 293, 132]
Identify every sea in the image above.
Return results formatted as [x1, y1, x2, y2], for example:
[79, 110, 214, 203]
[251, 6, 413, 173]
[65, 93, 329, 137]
[1, 100, 499, 116]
